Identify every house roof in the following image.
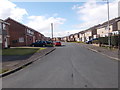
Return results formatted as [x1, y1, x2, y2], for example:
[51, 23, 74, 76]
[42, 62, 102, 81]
[4, 17, 36, 31]
[97, 17, 120, 29]
[0, 19, 10, 25]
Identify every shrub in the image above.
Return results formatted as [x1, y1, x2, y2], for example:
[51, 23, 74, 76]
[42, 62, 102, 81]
[98, 35, 118, 47]
[92, 40, 99, 44]
[98, 37, 108, 45]
[111, 35, 118, 46]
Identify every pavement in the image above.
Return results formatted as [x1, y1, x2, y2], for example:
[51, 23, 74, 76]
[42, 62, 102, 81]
[1, 47, 56, 77]
[2, 42, 118, 88]
[79, 43, 119, 61]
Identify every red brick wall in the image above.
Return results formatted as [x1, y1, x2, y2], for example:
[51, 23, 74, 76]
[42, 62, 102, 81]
[26, 35, 34, 46]
[5, 18, 34, 47]
[5, 19, 26, 47]
[34, 31, 42, 42]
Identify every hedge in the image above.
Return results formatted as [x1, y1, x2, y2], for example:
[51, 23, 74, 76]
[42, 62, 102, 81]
[98, 35, 119, 46]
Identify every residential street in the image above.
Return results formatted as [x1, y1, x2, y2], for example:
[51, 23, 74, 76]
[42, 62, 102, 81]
[2, 42, 118, 88]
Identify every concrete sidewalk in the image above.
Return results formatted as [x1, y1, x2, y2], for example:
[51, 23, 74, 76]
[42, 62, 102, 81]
[1, 47, 56, 77]
[78, 43, 119, 61]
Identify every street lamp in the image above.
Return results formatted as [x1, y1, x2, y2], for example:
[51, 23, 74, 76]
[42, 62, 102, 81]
[51, 23, 53, 42]
[103, 0, 111, 48]
[67, 32, 70, 42]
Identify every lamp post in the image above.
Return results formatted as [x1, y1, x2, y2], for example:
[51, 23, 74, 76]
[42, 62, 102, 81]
[51, 23, 53, 42]
[106, 0, 111, 48]
[103, 0, 111, 48]
[67, 32, 70, 42]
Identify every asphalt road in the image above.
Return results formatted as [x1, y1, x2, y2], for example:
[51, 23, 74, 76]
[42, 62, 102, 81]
[2, 42, 118, 88]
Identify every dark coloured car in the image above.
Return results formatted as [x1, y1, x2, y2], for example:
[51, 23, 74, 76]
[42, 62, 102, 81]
[30, 41, 47, 47]
[46, 41, 53, 44]
[86, 38, 98, 44]
[46, 41, 53, 47]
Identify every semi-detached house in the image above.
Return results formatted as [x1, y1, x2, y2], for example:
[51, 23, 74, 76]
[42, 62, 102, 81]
[78, 31, 85, 42]
[5, 18, 43, 47]
[74, 33, 79, 42]
[97, 17, 120, 37]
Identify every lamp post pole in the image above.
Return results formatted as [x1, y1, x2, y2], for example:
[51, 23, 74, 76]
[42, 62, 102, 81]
[106, 0, 111, 48]
[51, 23, 53, 42]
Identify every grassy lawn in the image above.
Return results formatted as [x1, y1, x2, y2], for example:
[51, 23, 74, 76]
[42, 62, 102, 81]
[0, 69, 9, 74]
[2, 47, 46, 55]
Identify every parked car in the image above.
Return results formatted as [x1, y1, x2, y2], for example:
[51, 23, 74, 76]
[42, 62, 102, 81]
[86, 40, 92, 44]
[46, 41, 53, 47]
[46, 41, 53, 45]
[54, 41, 61, 46]
[30, 41, 47, 47]
[86, 38, 98, 44]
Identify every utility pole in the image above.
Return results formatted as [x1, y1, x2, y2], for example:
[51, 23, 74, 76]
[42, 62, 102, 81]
[103, 0, 111, 48]
[67, 32, 70, 42]
[107, 0, 111, 48]
[51, 23, 53, 42]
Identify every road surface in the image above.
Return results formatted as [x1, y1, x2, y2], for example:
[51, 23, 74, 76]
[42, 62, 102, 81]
[3, 42, 118, 88]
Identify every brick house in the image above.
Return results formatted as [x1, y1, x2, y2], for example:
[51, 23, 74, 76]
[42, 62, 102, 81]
[74, 33, 79, 42]
[5, 18, 40, 47]
[118, 20, 120, 30]
[53, 37, 62, 41]
[84, 29, 92, 42]
[34, 31, 43, 42]
[97, 17, 120, 37]
[78, 31, 85, 42]
[69, 34, 75, 42]
[0, 19, 10, 48]
[41, 34, 47, 41]
[61, 36, 69, 42]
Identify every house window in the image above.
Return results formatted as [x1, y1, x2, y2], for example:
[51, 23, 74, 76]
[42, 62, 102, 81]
[19, 37, 24, 43]
[12, 40, 18, 43]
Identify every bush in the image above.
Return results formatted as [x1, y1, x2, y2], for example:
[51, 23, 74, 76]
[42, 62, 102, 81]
[98, 37, 108, 45]
[92, 40, 99, 44]
[111, 35, 118, 46]
[98, 35, 118, 47]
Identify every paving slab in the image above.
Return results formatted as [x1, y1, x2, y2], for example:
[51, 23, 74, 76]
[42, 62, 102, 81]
[78, 43, 119, 61]
[1, 47, 56, 77]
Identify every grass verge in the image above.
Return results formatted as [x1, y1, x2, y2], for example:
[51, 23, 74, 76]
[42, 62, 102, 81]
[0, 69, 9, 74]
[2, 47, 46, 55]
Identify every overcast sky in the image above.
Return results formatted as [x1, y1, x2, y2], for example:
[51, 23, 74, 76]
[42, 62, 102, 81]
[0, 0, 119, 37]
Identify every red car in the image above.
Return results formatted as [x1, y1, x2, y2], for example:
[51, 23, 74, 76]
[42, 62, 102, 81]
[54, 41, 61, 46]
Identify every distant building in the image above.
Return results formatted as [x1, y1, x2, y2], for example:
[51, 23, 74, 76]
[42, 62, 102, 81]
[69, 34, 75, 42]
[61, 37, 68, 42]
[53, 37, 62, 41]
[78, 31, 85, 42]
[74, 33, 79, 42]
[62, 17, 120, 43]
